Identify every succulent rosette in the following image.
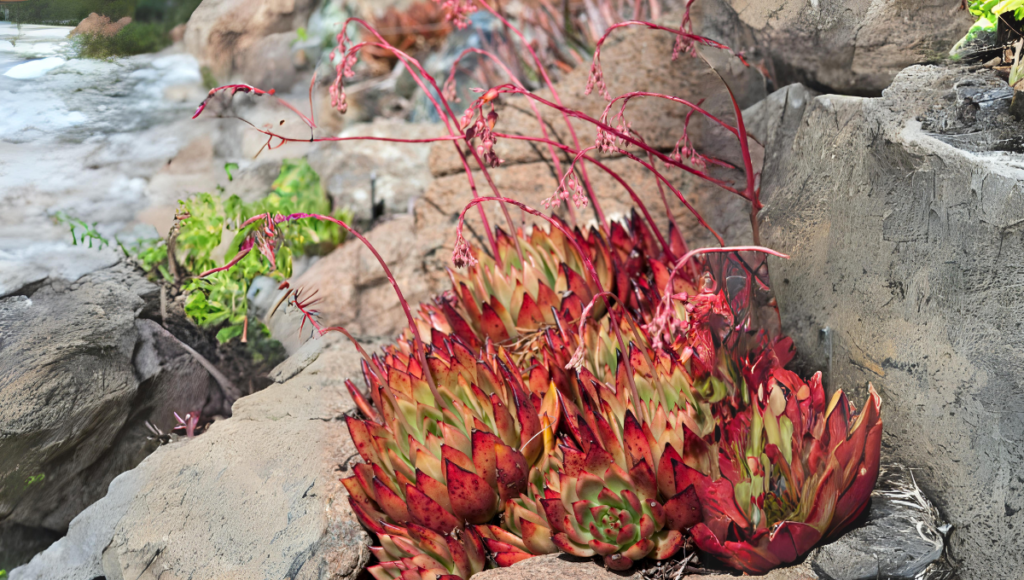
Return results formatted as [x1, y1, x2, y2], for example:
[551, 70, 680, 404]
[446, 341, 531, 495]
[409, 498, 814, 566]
[342, 329, 558, 576]
[683, 371, 883, 574]
[335, 216, 882, 578]
[481, 318, 728, 570]
[441, 221, 615, 347]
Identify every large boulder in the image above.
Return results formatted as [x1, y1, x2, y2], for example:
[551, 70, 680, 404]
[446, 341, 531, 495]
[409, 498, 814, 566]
[755, 67, 1024, 579]
[695, 0, 973, 96]
[184, 0, 317, 90]
[0, 262, 218, 570]
[11, 334, 380, 580]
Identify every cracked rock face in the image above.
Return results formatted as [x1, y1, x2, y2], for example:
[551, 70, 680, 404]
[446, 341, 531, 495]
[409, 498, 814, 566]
[756, 67, 1024, 579]
[12, 334, 380, 580]
[696, 0, 973, 96]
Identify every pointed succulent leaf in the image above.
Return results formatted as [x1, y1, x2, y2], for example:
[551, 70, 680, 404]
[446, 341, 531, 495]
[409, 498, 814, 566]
[552, 533, 596, 557]
[663, 485, 701, 531]
[374, 477, 410, 524]
[519, 517, 557, 555]
[445, 459, 499, 524]
[494, 443, 529, 501]
[406, 484, 461, 534]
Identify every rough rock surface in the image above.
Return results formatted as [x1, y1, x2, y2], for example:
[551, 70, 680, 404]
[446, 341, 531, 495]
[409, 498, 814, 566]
[12, 334, 381, 580]
[0, 245, 120, 299]
[0, 264, 152, 533]
[0, 262, 219, 569]
[184, 0, 317, 89]
[696, 0, 973, 96]
[427, 10, 766, 176]
[809, 463, 952, 580]
[471, 553, 818, 580]
[307, 118, 438, 221]
[756, 67, 1024, 579]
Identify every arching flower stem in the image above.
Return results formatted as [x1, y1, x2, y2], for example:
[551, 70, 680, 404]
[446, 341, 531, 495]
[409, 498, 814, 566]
[494, 132, 725, 247]
[445, 47, 578, 227]
[472, 0, 606, 230]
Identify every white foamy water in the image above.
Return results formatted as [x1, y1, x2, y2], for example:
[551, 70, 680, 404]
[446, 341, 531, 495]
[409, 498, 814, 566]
[0, 20, 211, 276]
[4, 55, 65, 78]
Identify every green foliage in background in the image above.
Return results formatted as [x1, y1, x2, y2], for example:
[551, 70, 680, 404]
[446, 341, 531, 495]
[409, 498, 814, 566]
[54, 211, 111, 249]
[177, 160, 352, 344]
[5, 0, 204, 59]
[134, 0, 202, 26]
[2, 0, 134, 25]
[70, 21, 171, 58]
[954, 0, 1024, 51]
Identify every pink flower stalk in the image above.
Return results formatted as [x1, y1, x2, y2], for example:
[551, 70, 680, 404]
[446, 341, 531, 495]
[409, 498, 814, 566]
[173, 411, 200, 438]
[564, 291, 616, 372]
[451, 232, 478, 268]
[435, 0, 477, 29]
[672, 0, 699, 60]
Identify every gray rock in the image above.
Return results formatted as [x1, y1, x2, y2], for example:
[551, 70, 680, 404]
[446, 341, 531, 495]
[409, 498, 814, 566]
[0, 262, 216, 568]
[809, 463, 952, 580]
[9, 464, 146, 580]
[0, 243, 120, 298]
[14, 334, 380, 580]
[233, 30, 306, 91]
[755, 66, 1024, 579]
[0, 263, 151, 532]
[184, 0, 318, 87]
[696, 0, 973, 96]
[221, 158, 283, 204]
[472, 553, 818, 580]
[0, 522, 60, 572]
[269, 334, 324, 382]
[307, 118, 439, 221]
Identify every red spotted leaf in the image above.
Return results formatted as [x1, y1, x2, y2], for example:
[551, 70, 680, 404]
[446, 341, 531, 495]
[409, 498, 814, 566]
[664, 485, 702, 531]
[479, 301, 510, 342]
[446, 460, 498, 524]
[516, 291, 546, 330]
[406, 484, 461, 534]
[494, 443, 529, 501]
[372, 477, 409, 524]
[471, 429, 500, 490]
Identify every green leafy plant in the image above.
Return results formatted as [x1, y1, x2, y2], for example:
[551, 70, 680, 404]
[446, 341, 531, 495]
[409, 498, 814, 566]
[121, 236, 172, 281]
[53, 211, 111, 249]
[180, 160, 352, 343]
[2, 0, 134, 25]
[70, 22, 172, 59]
[54, 161, 350, 345]
[953, 0, 1022, 52]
